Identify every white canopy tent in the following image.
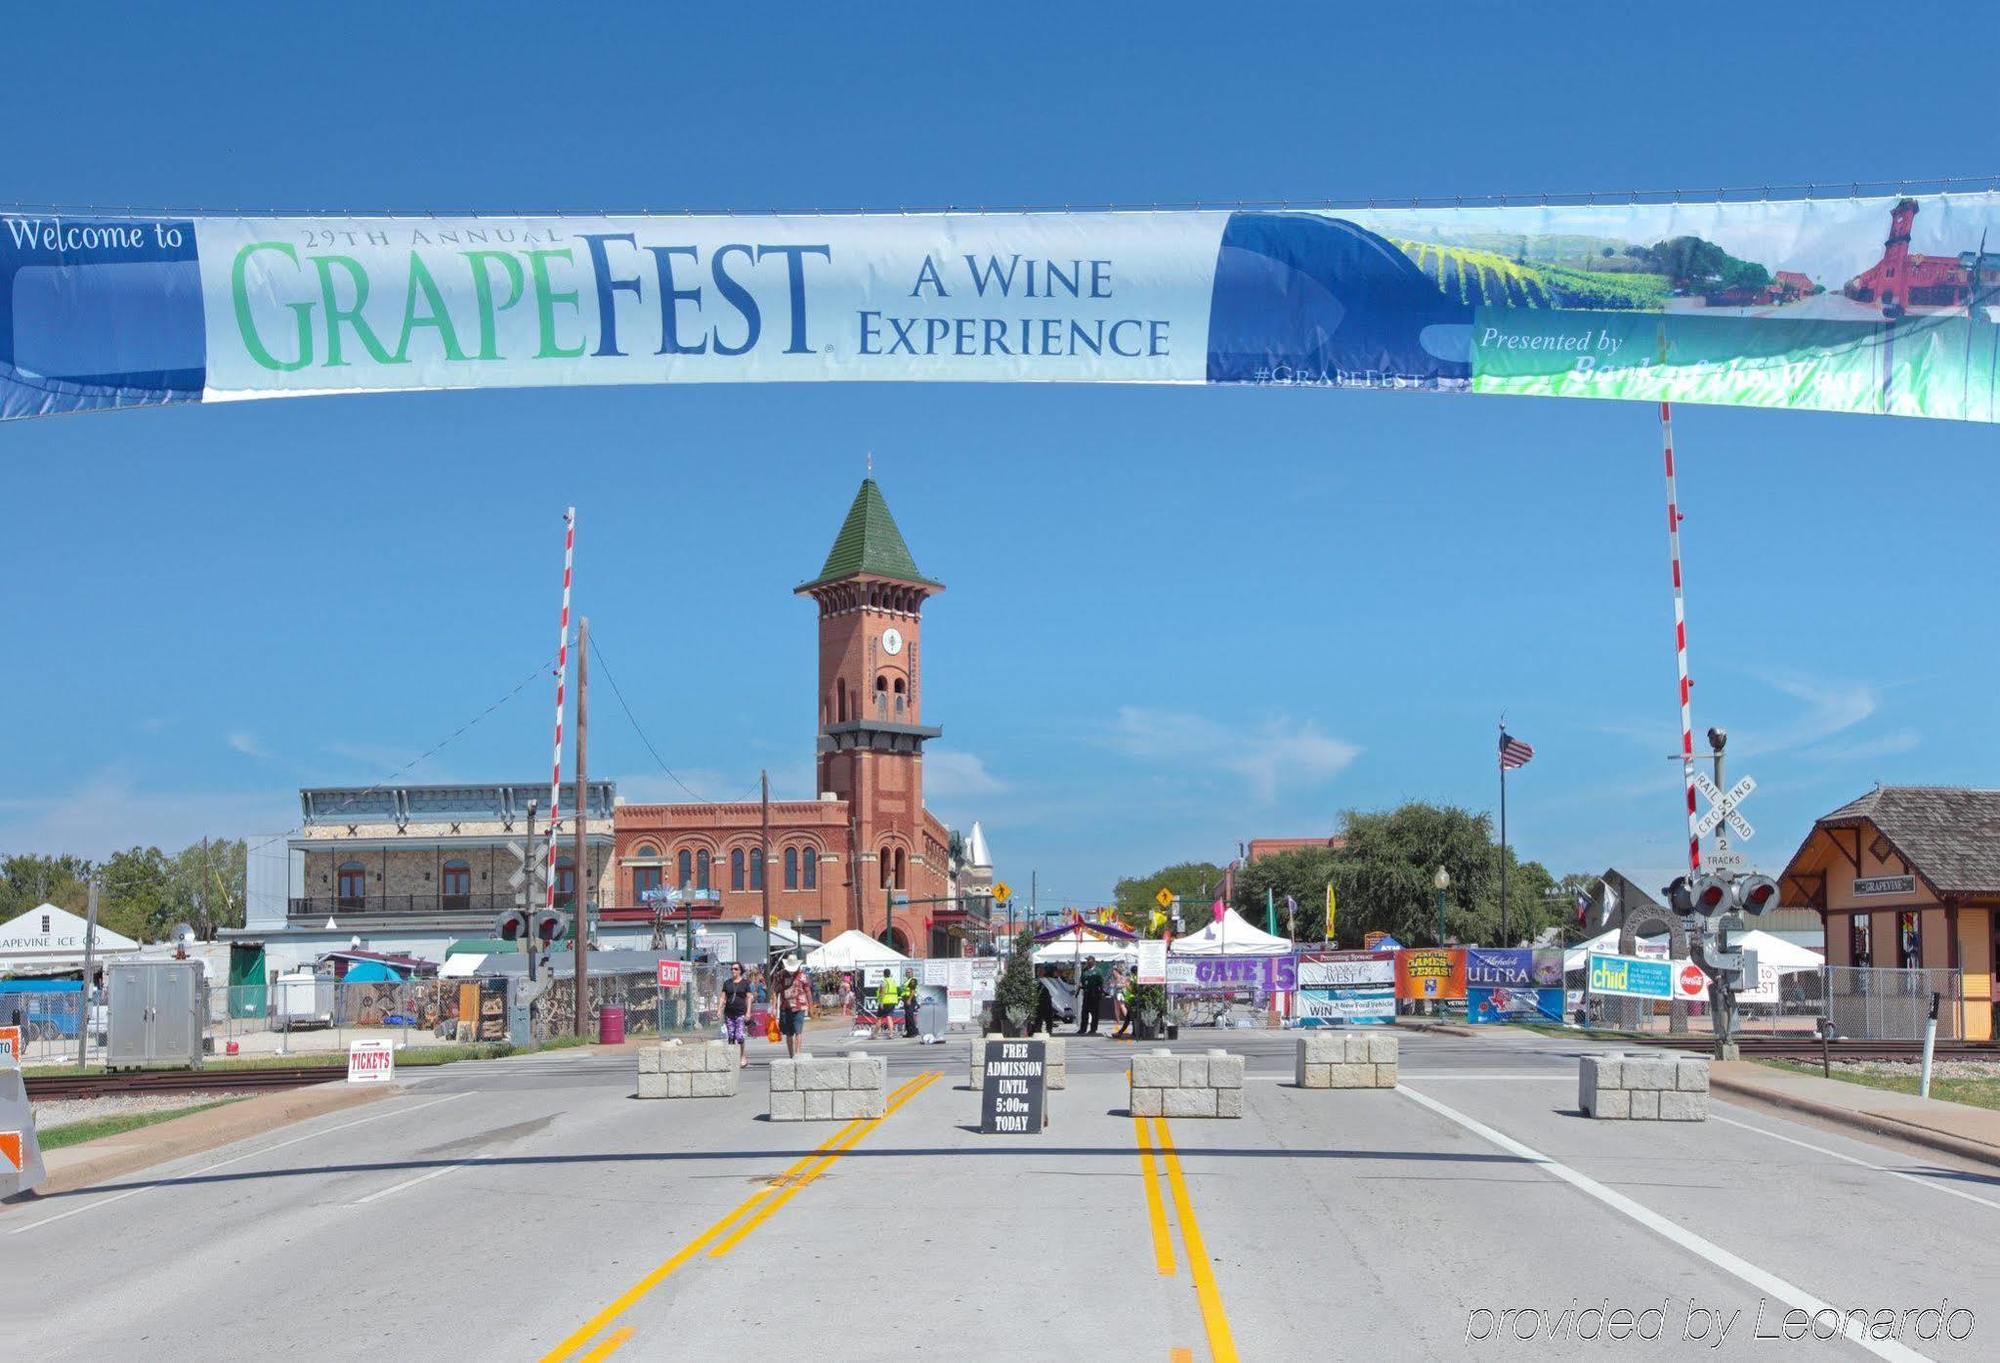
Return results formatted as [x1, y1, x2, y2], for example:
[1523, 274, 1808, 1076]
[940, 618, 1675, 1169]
[1563, 926, 1824, 975]
[805, 929, 909, 972]
[1169, 908, 1292, 957]
[1033, 935, 1139, 967]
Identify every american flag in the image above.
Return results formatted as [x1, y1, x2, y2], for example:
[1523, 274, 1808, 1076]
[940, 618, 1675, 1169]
[1499, 731, 1535, 770]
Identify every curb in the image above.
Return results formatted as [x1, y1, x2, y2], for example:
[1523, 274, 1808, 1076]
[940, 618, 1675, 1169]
[1709, 1074, 2000, 1170]
[1403, 1022, 1477, 1038]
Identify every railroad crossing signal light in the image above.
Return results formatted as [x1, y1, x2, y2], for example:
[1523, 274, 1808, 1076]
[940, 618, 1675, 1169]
[1689, 874, 1730, 915]
[534, 910, 572, 945]
[495, 909, 529, 942]
[1734, 874, 1780, 917]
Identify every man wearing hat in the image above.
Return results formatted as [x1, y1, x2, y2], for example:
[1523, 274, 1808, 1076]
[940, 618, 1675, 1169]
[774, 953, 812, 1058]
[1078, 956, 1105, 1036]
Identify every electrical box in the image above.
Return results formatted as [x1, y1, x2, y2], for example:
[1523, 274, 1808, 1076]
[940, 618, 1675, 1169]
[105, 960, 206, 1069]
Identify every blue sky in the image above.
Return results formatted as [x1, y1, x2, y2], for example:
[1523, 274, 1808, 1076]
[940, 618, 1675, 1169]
[3, 2, 1996, 906]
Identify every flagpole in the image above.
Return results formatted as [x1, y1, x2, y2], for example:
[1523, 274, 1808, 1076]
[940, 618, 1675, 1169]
[1498, 728, 1509, 947]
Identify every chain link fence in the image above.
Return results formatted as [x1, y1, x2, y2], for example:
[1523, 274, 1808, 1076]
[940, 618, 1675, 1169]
[1826, 965, 1964, 1041]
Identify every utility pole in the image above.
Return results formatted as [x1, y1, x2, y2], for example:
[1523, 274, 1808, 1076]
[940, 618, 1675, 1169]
[760, 770, 774, 965]
[1030, 870, 1037, 927]
[572, 616, 590, 1037]
[199, 836, 211, 941]
[77, 878, 99, 1069]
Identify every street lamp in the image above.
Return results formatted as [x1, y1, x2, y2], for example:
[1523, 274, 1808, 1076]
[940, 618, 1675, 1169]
[1433, 867, 1450, 948]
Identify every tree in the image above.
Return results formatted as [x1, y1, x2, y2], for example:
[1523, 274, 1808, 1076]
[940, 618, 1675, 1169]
[1231, 846, 1342, 941]
[98, 846, 175, 942]
[1112, 861, 1225, 929]
[1633, 236, 1770, 292]
[993, 928, 1041, 1035]
[0, 853, 93, 918]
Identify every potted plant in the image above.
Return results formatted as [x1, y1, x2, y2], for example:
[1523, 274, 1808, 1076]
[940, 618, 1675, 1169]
[1129, 983, 1169, 1041]
[993, 928, 1042, 1038]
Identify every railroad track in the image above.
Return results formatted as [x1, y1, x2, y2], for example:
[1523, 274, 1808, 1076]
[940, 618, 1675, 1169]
[25, 1066, 347, 1101]
[1620, 1035, 2000, 1063]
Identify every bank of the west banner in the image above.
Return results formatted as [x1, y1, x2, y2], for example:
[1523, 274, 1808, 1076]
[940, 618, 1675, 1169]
[8, 194, 2000, 422]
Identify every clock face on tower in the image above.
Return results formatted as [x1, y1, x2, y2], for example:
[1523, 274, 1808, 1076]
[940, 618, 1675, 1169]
[880, 627, 904, 656]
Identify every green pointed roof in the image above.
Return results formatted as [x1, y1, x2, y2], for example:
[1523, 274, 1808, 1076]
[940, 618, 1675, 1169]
[801, 479, 940, 589]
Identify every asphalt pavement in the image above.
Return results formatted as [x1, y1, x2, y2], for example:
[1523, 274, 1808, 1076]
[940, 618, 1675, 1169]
[3, 1028, 1996, 1361]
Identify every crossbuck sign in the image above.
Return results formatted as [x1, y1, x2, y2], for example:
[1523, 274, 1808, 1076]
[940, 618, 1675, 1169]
[1693, 773, 1756, 842]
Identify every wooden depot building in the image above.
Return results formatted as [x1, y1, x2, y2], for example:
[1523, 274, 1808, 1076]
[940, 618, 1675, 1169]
[1778, 786, 1999, 1042]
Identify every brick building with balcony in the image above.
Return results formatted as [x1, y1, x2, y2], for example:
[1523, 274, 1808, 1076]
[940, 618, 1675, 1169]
[233, 781, 616, 977]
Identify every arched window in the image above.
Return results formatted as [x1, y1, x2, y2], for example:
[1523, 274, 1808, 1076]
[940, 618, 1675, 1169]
[634, 862, 662, 902]
[784, 847, 799, 889]
[634, 843, 657, 859]
[895, 848, 907, 890]
[555, 856, 576, 909]
[880, 852, 893, 890]
[696, 849, 710, 891]
[875, 675, 888, 717]
[893, 677, 906, 715]
[730, 848, 746, 891]
[803, 848, 818, 889]
[677, 849, 693, 889]
[337, 860, 367, 909]
[441, 859, 472, 910]
[750, 845, 764, 891]
[837, 678, 848, 723]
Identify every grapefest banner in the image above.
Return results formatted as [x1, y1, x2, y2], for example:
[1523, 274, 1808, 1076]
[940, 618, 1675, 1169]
[7, 194, 2000, 422]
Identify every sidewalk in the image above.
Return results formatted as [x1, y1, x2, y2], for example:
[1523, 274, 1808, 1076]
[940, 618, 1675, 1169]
[1709, 1060, 2000, 1169]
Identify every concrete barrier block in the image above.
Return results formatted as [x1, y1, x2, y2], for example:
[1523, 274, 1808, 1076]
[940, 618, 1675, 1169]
[637, 1072, 671, 1098]
[1629, 1089, 1661, 1120]
[801, 1059, 849, 1090]
[834, 1089, 887, 1120]
[1046, 1063, 1067, 1091]
[803, 1089, 834, 1120]
[1208, 1054, 1244, 1088]
[659, 1045, 704, 1074]
[1303, 1034, 1344, 1064]
[1660, 1090, 1709, 1121]
[639, 1046, 662, 1075]
[1675, 1059, 1710, 1093]
[1344, 1034, 1374, 1063]
[769, 1089, 805, 1121]
[1164, 1087, 1217, 1118]
[1132, 1051, 1180, 1088]
[1215, 1087, 1244, 1118]
[1130, 1086, 1163, 1116]
[1366, 1034, 1399, 1064]
[666, 1072, 693, 1098]
[1591, 1088, 1631, 1119]
[704, 1044, 733, 1073]
[1373, 1064, 1398, 1087]
[770, 1059, 798, 1092]
[1582, 1055, 1623, 1090]
[1622, 1055, 1677, 1090]
[690, 1069, 738, 1098]
[1178, 1056, 1210, 1087]
[1302, 1063, 1331, 1088]
[1579, 1060, 1602, 1113]
[849, 1056, 887, 1090]
[1324, 1063, 1374, 1088]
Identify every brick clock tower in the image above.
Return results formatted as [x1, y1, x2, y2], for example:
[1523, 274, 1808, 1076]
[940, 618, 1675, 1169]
[796, 479, 950, 950]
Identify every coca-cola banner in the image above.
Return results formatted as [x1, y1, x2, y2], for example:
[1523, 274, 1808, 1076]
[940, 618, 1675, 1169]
[6, 194, 2000, 422]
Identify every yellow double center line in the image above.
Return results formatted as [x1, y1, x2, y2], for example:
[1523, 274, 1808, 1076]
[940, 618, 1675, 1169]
[544, 1069, 940, 1363]
[1135, 1114, 1238, 1363]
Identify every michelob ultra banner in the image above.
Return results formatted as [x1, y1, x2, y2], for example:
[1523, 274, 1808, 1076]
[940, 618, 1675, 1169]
[8, 194, 2000, 422]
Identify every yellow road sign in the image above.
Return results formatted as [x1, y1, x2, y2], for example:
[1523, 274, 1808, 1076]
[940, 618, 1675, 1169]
[1154, 886, 1174, 910]
[993, 882, 1012, 905]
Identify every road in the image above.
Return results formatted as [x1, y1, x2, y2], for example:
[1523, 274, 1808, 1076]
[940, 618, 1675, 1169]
[4, 1028, 1996, 1360]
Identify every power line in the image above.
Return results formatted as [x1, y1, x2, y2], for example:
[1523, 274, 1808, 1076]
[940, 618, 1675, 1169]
[243, 650, 556, 858]
[587, 634, 743, 805]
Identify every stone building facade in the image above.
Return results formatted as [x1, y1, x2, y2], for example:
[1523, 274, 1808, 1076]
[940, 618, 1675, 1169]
[612, 479, 960, 955]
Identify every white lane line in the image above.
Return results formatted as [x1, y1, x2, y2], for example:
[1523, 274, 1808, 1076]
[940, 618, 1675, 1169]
[1248, 1070, 1564, 1081]
[1396, 1083, 1936, 1363]
[351, 1160, 467, 1205]
[8, 1091, 471, 1234]
[1710, 1113, 2000, 1214]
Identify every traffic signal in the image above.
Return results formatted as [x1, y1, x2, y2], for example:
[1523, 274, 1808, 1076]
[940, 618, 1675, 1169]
[1734, 874, 1780, 917]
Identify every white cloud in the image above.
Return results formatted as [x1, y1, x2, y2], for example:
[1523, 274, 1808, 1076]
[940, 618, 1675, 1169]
[1105, 706, 1359, 804]
[924, 750, 1008, 801]
[226, 731, 270, 759]
[0, 771, 294, 859]
[1743, 673, 1881, 755]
